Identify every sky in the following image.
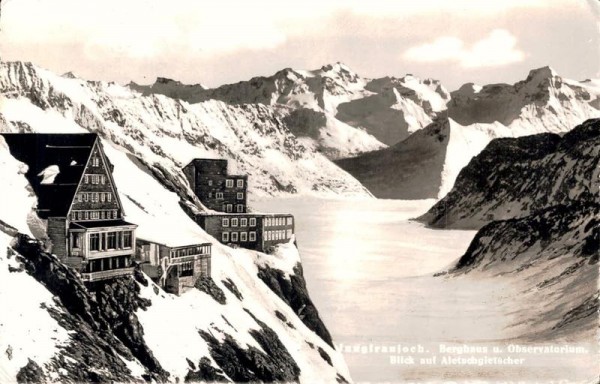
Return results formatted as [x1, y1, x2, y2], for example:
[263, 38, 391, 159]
[0, 0, 598, 91]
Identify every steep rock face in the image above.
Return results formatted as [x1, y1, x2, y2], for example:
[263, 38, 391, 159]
[420, 118, 600, 229]
[12, 236, 165, 382]
[450, 202, 598, 340]
[257, 263, 334, 348]
[0, 61, 371, 197]
[448, 66, 600, 134]
[335, 117, 510, 199]
[336, 75, 449, 145]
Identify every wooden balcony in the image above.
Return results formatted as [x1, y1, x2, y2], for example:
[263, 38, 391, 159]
[170, 254, 207, 265]
[80, 267, 134, 282]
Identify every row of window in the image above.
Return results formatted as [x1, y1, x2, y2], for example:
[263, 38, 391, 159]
[223, 204, 245, 213]
[86, 255, 130, 273]
[84, 174, 107, 185]
[265, 216, 293, 227]
[222, 217, 257, 228]
[222, 231, 257, 243]
[170, 245, 211, 258]
[77, 192, 113, 203]
[89, 230, 133, 252]
[209, 192, 244, 200]
[265, 229, 293, 242]
[71, 209, 119, 221]
[207, 179, 245, 188]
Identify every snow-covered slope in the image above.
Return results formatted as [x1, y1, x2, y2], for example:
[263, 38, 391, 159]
[0, 84, 352, 382]
[449, 201, 598, 344]
[448, 66, 600, 134]
[131, 62, 449, 154]
[0, 61, 370, 198]
[420, 118, 600, 229]
[335, 117, 512, 199]
[336, 75, 449, 145]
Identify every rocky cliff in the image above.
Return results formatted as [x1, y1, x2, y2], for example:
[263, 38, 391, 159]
[336, 68, 600, 200]
[420, 118, 600, 229]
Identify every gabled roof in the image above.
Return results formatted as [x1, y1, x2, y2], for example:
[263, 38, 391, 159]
[1, 133, 98, 218]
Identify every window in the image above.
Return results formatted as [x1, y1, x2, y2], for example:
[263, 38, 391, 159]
[112, 210, 118, 219]
[92, 175, 99, 184]
[236, 205, 244, 213]
[222, 218, 230, 227]
[123, 231, 132, 248]
[84, 175, 89, 184]
[72, 233, 81, 249]
[231, 218, 238, 227]
[226, 179, 234, 188]
[287, 217, 293, 226]
[100, 211, 105, 220]
[107, 232, 117, 249]
[208, 180, 213, 186]
[240, 218, 247, 227]
[78, 193, 83, 202]
[237, 179, 244, 188]
[107, 193, 112, 202]
[84, 193, 89, 202]
[100, 175, 106, 185]
[237, 192, 244, 200]
[240, 232, 247, 242]
[90, 233, 100, 251]
[231, 232, 238, 242]
[101, 193, 106, 202]
[84, 211, 89, 220]
[226, 204, 233, 213]
[249, 218, 256, 227]
[92, 157, 99, 167]
[216, 192, 224, 199]
[222, 232, 229, 242]
[249, 231, 256, 242]
[91, 211, 99, 220]
[266, 218, 271, 227]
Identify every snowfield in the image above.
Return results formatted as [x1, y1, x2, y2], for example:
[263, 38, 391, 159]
[0, 129, 351, 382]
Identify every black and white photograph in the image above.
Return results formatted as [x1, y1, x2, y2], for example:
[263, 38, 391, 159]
[0, 1, 598, 383]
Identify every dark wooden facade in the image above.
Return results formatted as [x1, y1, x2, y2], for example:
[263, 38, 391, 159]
[194, 213, 294, 252]
[136, 239, 211, 296]
[183, 159, 248, 213]
[1, 133, 137, 282]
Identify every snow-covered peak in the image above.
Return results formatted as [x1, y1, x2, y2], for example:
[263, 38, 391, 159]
[61, 71, 77, 79]
[454, 82, 483, 96]
[37, 165, 60, 184]
[524, 66, 559, 83]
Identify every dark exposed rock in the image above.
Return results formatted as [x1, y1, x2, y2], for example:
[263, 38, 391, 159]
[420, 118, 600, 229]
[317, 346, 333, 366]
[453, 202, 599, 273]
[16, 359, 45, 384]
[257, 263, 334, 347]
[184, 357, 228, 383]
[195, 276, 227, 305]
[335, 118, 450, 199]
[199, 310, 301, 382]
[553, 291, 600, 330]
[283, 108, 326, 139]
[13, 236, 169, 382]
[221, 278, 243, 301]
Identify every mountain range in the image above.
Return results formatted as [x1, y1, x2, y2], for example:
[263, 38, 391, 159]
[0, 60, 598, 383]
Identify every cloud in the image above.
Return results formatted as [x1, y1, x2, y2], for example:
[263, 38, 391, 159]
[0, 0, 552, 60]
[403, 29, 525, 68]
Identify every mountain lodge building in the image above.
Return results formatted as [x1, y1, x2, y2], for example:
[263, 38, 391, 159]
[183, 159, 248, 213]
[1, 133, 138, 282]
